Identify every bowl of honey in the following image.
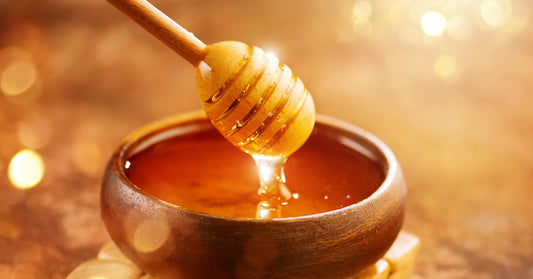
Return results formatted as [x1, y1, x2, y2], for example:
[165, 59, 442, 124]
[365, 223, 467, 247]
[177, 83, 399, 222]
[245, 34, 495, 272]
[101, 111, 406, 279]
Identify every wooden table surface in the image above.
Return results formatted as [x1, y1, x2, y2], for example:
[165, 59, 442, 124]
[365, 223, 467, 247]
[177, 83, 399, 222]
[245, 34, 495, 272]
[1, 0, 532, 278]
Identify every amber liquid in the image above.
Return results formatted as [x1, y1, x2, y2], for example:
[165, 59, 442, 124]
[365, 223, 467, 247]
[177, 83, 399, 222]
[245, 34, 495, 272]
[125, 129, 384, 218]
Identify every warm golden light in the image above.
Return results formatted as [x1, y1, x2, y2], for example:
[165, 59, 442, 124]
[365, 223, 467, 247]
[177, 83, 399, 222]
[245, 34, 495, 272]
[67, 259, 142, 279]
[256, 201, 279, 219]
[71, 139, 104, 176]
[133, 219, 170, 253]
[352, 0, 373, 37]
[447, 16, 472, 40]
[265, 51, 278, 61]
[0, 218, 22, 238]
[480, 0, 511, 28]
[353, 0, 372, 21]
[17, 114, 52, 149]
[434, 55, 458, 80]
[353, 20, 374, 37]
[420, 11, 447, 37]
[1, 61, 37, 96]
[8, 149, 44, 189]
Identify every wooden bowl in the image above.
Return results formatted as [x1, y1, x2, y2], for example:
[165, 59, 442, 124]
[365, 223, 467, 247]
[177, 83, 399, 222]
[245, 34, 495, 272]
[101, 111, 406, 279]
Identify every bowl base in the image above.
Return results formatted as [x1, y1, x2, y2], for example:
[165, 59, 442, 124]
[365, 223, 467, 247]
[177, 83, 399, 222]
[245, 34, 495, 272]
[67, 231, 420, 279]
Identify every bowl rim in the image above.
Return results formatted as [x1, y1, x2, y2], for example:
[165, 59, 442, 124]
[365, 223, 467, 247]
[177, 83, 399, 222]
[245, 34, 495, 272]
[109, 110, 399, 223]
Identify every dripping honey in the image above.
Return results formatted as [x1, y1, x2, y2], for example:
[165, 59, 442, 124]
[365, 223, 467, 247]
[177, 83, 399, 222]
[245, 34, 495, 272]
[125, 127, 384, 218]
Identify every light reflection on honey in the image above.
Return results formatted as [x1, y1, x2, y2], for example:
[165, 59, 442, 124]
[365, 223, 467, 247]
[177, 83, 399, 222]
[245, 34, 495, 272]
[8, 149, 44, 190]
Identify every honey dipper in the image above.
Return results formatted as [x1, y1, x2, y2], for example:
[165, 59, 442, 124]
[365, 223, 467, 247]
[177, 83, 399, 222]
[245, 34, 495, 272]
[106, 0, 315, 157]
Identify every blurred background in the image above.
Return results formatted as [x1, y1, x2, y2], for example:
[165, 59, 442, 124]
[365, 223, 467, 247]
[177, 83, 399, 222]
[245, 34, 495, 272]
[1, 0, 532, 278]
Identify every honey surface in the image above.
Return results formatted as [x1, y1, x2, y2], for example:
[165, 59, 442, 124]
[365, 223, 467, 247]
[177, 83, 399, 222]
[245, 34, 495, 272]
[125, 129, 384, 218]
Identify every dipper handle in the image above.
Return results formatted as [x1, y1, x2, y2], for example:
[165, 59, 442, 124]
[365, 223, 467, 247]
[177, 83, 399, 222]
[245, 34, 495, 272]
[106, 0, 316, 157]
[106, 0, 206, 65]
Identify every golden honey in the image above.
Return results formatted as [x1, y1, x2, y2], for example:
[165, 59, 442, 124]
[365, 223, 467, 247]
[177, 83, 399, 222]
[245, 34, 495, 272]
[125, 127, 384, 218]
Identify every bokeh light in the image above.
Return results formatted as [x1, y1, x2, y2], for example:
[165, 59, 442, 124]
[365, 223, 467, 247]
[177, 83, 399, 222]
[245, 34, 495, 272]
[480, 0, 511, 28]
[353, 0, 372, 21]
[420, 11, 447, 37]
[133, 219, 170, 253]
[8, 149, 44, 189]
[352, 0, 374, 37]
[434, 55, 458, 81]
[1, 61, 37, 96]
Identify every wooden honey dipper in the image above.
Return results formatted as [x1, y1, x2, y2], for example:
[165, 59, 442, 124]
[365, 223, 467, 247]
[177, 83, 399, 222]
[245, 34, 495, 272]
[106, 0, 315, 157]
